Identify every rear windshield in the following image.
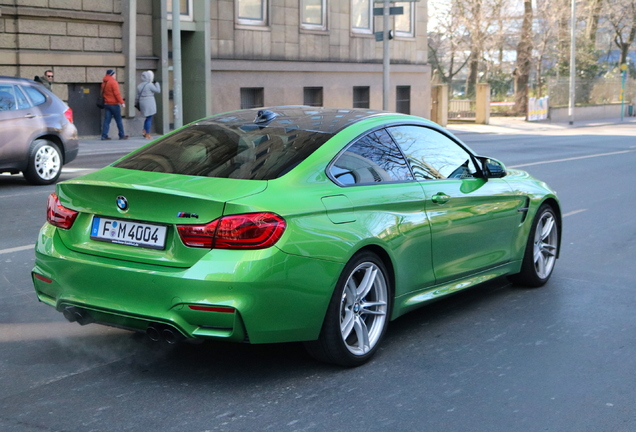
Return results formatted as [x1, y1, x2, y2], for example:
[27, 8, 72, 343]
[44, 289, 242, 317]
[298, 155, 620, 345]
[114, 123, 332, 180]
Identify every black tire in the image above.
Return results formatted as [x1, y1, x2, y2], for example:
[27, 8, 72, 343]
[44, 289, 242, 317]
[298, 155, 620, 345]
[508, 204, 559, 287]
[305, 251, 391, 367]
[23, 139, 62, 185]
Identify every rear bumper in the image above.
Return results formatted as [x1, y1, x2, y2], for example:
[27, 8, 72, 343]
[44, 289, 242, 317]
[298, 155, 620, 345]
[63, 141, 79, 164]
[33, 223, 343, 344]
[61, 123, 79, 164]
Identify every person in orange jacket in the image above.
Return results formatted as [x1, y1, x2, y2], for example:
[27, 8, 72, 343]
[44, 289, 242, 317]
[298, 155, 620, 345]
[101, 69, 128, 140]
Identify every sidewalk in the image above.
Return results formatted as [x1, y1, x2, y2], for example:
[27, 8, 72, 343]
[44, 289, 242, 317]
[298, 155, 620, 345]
[79, 134, 156, 150]
[77, 115, 636, 144]
[447, 116, 636, 136]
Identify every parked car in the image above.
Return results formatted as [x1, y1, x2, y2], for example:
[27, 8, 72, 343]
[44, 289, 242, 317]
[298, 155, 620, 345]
[0, 76, 79, 185]
[33, 107, 561, 366]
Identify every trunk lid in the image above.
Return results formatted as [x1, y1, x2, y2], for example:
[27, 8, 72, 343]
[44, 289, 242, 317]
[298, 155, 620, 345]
[55, 167, 267, 267]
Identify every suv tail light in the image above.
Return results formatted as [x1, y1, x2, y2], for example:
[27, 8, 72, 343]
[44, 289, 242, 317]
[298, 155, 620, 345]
[177, 212, 286, 249]
[47, 193, 78, 230]
[64, 107, 74, 123]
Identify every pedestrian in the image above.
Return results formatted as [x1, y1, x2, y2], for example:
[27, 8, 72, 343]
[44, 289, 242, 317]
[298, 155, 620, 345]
[101, 69, 128, 140]
[135, 70, 161, 139]
[34, 70, 53, 90]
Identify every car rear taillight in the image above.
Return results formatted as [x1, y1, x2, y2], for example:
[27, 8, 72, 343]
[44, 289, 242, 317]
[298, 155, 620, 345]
[64, 107, 74, 123]
[177, 212, 286, 249]
[47, 193, 78, 230]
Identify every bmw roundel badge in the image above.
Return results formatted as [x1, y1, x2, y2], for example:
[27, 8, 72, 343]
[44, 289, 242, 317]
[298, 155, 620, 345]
[116, 195, 128, 211]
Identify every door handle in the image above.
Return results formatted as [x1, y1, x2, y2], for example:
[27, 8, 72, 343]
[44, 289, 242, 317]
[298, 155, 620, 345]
[431, 192, 450, 204]
[24, 114, 36, 118]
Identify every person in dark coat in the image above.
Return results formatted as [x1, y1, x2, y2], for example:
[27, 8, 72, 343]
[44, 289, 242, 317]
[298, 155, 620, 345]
[101, 69, 128, 140]
[34, 70, 53, 90]
[135, 70, 161, 139]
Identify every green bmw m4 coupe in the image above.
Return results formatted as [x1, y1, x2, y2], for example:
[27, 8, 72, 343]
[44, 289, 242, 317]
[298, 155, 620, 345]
[33, 107, 561, 366]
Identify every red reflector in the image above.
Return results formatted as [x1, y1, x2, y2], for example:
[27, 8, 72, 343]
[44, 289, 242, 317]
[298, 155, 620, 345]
[177, 212, 286, 250]
[188, 305, 235, 313]
[47, 193, 78, 230]
[33, 273, 52, 283]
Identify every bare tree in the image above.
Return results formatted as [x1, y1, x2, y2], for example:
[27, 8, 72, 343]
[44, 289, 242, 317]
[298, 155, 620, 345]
[427, 1, 471, 90]
[606, 0, 636, 65]
[455, 0, 488, 97]
[534, 0, 562, 97]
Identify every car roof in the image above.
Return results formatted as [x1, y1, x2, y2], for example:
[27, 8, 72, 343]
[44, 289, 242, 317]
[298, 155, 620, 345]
[0, 76, 37, 84]
[199, 106, 395, 135]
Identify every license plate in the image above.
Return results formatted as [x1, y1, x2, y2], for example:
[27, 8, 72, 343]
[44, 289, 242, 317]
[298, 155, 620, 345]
[90, 217, 167, 249]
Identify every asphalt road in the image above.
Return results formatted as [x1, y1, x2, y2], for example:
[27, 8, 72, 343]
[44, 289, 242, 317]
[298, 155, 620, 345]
[1, 121, 635, 431]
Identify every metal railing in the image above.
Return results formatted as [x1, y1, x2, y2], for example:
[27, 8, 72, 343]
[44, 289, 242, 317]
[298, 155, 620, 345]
[448, 99, 476, 120]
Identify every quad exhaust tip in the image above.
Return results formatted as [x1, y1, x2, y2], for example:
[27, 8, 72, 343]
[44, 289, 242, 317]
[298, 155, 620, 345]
[62, 306, 94, 326]
[146, 323, 184, 345]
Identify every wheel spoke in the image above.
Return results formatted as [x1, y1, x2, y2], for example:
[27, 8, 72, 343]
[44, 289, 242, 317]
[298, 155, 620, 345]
[345, 279, 357, 304]
[540, 216, 555, 240]
[341, 309, 355, 340]
[352, 316, 370, 353]
[542, 244, 557, 257]
[360, 300, 387, 316]
[535, 253, 547, 276]
[356, 266, 377, 300]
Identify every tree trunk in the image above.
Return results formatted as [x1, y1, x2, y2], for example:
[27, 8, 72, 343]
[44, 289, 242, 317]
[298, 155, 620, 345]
[466, 50, 479, 98]
[515, 0, 533, 116]
[586, 0, 604, 43]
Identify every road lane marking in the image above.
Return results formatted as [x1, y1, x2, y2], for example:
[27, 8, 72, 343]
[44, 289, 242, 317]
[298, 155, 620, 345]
[62, 168, 95, 173]
[509, 149, 635, 168]
[0, 244, 35, 255]
[1, 190, 52, 199]
[563, 209, 587, 217]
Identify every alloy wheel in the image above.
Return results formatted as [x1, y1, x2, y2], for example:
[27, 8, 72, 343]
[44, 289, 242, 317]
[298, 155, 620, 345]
[339, 262, 388, 356]
[533, 210, 558, 279]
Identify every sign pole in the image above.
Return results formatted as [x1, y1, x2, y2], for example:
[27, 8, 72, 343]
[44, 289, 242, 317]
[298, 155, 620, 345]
[382, 0, 390, 111]
[568, 0, 576, 125]
[620, 63, 627, 121]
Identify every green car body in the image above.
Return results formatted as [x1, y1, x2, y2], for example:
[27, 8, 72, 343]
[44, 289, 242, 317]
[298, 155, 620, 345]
[33, 107, 561, 365]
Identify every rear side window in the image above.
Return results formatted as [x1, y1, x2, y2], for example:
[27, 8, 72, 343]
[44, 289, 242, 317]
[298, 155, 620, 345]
[115, 123, 332, 180]
[0, 85, 17, 111]
[329, 129, 413, 186]
[23, 86, 46, 106]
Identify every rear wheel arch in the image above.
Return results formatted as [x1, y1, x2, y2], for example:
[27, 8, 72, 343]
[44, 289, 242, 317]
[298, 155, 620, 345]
[304, 247, 393, 366]
[37, 134, 66, 163]
[355, 244, 396, 302]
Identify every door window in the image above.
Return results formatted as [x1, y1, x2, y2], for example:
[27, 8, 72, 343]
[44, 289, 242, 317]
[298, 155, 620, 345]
[330, 129, 413, 185]
[388, 125, 478, 180]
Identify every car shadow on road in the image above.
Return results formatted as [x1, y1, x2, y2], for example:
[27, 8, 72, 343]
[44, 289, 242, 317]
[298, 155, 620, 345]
[103, 276, 528, 378]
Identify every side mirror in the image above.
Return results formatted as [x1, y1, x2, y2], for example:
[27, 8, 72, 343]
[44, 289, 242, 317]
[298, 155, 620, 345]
[478, 157, 507, 179]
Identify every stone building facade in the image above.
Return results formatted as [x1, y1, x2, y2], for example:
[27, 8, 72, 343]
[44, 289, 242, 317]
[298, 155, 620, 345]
[0, 0, 430, 136]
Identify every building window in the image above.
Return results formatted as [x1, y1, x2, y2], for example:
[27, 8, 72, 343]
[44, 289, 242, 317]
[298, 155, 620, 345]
[396, 86, 410, 114]
[167, 0, 193, 21]
[351, 0, 373, 34]
[394, 2, 415, 38]
[304, 87, 323, 107]
[237, 0, 268, 26]
[353, 86, 370, 108]
[301, 0, 327, 31]
[241, 87, 264, 109]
